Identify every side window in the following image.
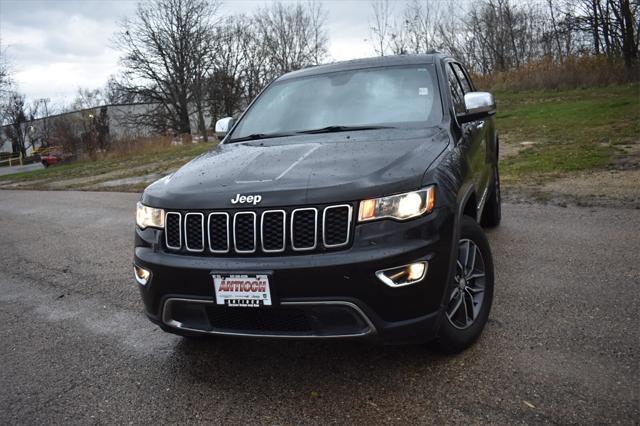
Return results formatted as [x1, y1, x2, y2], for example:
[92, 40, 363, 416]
[451, 63, 473, 94]
[445, 64, 465, 114]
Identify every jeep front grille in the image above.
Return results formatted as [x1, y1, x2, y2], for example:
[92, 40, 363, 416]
[164, 204, 353, 256]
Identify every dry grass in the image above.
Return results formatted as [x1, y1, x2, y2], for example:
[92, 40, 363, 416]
[473, 56, 638, 91]
[104, 135, 174, 159]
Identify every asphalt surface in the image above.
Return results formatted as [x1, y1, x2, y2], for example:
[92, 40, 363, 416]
[0, 163, 44, 176]
[0, 190, 638, 424]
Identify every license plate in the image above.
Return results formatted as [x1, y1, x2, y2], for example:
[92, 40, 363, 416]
[212, 274, 272, 307]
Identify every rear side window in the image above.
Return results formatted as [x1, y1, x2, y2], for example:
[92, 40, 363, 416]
[451, 63, 473, 93]
[445, 64, 465, 114]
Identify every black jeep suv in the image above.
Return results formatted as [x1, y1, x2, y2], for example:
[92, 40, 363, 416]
[134, 53, 501, 353]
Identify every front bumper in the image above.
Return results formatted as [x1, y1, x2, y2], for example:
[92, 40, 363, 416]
[134, 207, 455, 344]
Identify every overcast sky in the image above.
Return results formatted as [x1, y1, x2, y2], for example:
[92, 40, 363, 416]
[0, 0, 379, 107]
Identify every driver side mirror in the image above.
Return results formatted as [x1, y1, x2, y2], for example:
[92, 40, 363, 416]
[215, 117, 235, 136]
[458, 92, 496, 123]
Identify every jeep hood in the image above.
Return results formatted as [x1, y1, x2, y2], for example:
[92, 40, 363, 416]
[143, 127, 449, 209]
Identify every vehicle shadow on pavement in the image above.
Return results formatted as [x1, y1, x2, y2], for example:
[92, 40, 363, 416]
[166, 336, 457, 393]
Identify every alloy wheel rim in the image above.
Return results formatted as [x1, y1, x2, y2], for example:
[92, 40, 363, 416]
[446, 238, 486, 330]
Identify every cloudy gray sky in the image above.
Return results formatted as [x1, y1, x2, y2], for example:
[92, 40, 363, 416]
[0, 0, 378, 107]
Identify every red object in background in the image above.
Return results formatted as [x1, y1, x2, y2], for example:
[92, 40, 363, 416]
[41, 154, 61, 167]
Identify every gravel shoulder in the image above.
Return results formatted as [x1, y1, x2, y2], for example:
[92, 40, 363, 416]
[0, 190, 638, 424]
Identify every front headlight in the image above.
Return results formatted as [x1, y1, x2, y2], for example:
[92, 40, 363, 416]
[136, 202, 165, 229]
[358, 186, 435, 222]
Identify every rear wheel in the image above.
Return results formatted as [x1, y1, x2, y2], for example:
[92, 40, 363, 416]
[435, 216, 494, 354]
[481, 165, 501, 228]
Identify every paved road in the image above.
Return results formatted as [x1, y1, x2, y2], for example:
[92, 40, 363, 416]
[0, 190, 638, 424]
[0, 163, 44, 176]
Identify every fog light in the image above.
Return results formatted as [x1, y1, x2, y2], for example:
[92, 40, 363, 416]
[134, 265, 151, 285]
[376, 261, 428, 287]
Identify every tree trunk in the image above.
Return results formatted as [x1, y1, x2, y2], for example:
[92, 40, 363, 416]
[592, 0, 601, 54]
[197, 101, 208, 142]
[177, 104, 191, 136]
[599, 0, 613, 55]
[548, 0, 564, 62]
[620, 0, 638, 70]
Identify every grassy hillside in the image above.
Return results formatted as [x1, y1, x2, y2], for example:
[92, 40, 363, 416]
[0, 142, 213, 192]
[495, 84, 639, 206]
[497, 84, 639, 179]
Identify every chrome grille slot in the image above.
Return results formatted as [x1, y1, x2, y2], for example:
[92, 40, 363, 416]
[291, 208, 318, 251]
[323, 205, 352, 248]
[165, 212, 182, 250]
[208, 213, 229, 253]
[184, 213, 204, 252]
[233, 212, 256, 253]
[261, 210, 286, 253]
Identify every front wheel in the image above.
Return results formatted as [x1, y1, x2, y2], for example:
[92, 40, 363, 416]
[435, 216, 494, 354]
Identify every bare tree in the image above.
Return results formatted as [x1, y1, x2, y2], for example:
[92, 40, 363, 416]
[370, 0, 392, 55]
[70, 87, 105, 111]
[113, 0, 221, 136]
[2, 92, 28, 157]
[207, 15, 254, 123]
[574, 0, 639, 67]
[0, 39, 10, 98]
[255, 1, 328, 78]
[204, 3, 327, 127]
[103, 75, 141, 104]
[367, 0, 638, 78]
[48, 115, 82, 156]
[612, 0, 639, 70]
[400, 0, 443, 54]
[308, 1, 328, 64]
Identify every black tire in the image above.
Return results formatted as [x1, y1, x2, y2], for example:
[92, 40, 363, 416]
[481, 165, 501, 228]
[435, 215, 494, 354]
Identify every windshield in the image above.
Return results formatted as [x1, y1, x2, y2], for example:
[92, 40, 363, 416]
[230, 65, 442, 140]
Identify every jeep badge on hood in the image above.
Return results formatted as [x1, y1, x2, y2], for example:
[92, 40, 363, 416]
[230, 194, 262, 205]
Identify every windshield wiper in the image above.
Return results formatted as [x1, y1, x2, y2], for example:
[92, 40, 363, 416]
[227, 126, 393, 142]
[296, 125, 394, 134]
[227, 132, 295, 143]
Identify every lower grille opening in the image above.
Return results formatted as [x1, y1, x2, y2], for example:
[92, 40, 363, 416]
[165, 300, 372, 337]
[205, 306, 313, 334]
[171, 302, 209, 330]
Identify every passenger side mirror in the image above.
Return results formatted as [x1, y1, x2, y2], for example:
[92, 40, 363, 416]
[458, 92, 496, 123]
[215, 117, 235, 136]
